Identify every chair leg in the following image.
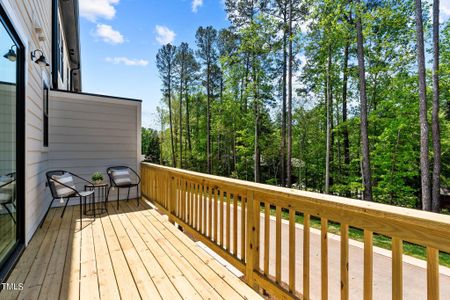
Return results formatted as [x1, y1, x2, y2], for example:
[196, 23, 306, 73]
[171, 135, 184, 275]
[137, 185, 140, 206]
[61, 197, 69, 218]
[106, 186, 112, 212]
[127, 187, 130, 202]
[117, 187, 120, 210]
[40, 198, 55, 228]
[2, 203, 15, 223]
[79, 196, 83, 230]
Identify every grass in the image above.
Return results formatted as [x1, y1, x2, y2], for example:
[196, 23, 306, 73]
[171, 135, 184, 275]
[263, 206, 450, 268]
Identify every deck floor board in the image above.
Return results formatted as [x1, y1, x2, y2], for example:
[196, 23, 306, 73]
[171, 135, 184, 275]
[1, 201, 262, 300]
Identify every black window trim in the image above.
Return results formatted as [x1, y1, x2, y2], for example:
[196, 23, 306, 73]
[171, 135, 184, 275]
[43, 83, 49, 147]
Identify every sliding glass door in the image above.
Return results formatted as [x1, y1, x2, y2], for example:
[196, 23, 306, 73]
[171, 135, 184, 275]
[0, 5, 24, 275]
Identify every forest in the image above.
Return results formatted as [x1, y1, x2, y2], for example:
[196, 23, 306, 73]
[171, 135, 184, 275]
[144, 0, 450, 212]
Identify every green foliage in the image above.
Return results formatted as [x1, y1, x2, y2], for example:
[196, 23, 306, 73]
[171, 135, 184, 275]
[91, 172, 103, 182]
[142, 128, 161, 163]
[153, 0, 449, 211]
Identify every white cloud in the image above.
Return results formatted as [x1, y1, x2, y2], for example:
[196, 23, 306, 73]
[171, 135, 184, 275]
[93, 24, 124, 44]
[105, 57, 149, 67]
[79, 0, 120, 22]
[442, 0, 450, 17]
[155, 25, 176, 45]
[192, 0, 203, 12]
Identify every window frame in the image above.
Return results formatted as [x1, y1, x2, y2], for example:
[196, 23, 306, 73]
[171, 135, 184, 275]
[43, 83, 49, 147]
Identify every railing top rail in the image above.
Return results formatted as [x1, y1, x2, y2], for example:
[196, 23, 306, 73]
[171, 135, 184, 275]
[141, 162, 450, 233]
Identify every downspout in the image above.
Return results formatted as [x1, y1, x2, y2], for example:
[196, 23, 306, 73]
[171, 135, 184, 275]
[70, 65, 80, 92]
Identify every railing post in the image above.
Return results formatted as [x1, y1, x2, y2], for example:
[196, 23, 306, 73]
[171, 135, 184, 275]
[245, 190, 259, 290]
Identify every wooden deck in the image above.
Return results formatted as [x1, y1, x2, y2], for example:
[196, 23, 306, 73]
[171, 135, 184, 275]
[1, 200, 262, 300]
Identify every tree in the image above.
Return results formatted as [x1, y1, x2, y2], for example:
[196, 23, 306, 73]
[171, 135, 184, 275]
[196, 26, 218, 174]
[431, 0, 441, 212]
[274, 0, 289, 187]
[414, 0, 431, 210]
[142, 128, 161, 163]
[355, 0, 373, 201]
[175, 42, 199, 168]
[156, 44, 177, 167]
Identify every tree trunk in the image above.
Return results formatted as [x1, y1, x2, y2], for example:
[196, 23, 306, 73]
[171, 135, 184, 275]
[342, 41, 350, 193]
[414, 0, 431, 210]
[325, 45, 332, 194]
[432, 0, 441, 212]
[179, 69, 183, 169]
[287, 0, 293, 188]
[254, 60, 261, 183]
[356, 0, 373, 201]
[186, 88, 192, 153]
[168, 65, 176, 168]
[207, 63, 212, 174]
[280, 10, 287, 187]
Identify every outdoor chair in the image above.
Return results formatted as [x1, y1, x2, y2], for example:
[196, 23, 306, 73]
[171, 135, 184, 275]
[44, 170, 94, 228]
[106, 166, 141, 209]
[0, 172, 16, 223]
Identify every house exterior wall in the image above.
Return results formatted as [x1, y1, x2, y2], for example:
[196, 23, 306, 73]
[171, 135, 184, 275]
[48, 90, 142, 204]
[1, 1, 142, 245]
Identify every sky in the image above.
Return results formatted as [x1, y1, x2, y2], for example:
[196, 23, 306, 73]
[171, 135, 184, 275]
[78, 0, 230, 128]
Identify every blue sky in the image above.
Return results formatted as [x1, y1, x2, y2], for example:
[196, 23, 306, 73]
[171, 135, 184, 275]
[79, 0, 230, 128]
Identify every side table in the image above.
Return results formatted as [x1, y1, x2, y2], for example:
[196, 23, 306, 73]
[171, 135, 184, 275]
[84, 183, 108, 217]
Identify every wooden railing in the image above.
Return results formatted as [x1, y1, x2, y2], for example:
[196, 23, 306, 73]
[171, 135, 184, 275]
[141, 163, 450, 300]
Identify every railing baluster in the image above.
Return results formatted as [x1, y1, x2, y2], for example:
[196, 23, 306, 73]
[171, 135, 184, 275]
[254, 200, 260, 272]
[187, 181, 190, 225]
[275, 206, 281, 283]
[199, 184, 203, 234]
[241, 196, 246, 260]
[289, 209, 295, 292]
[190, 182, 194, 226]
[220, 189, 224, 247]
[178, 178, 182, 218]
[392, 237, 403, 300]
[303, 214, 310, 300]
[264, 203, 270, 276]
[204, 185, 208, 235]
[208, 186, 213, 238]
[427, 247, 439, 300]
[214, 188, 218, 242]
[226, 191, 231, 251]
[181, 178, 185, 221]
[195, 183, 200, 230]
[364, 230, 373, 300]
[341, 224, 349, 300]
[321, 218, 328, 300]
[233, 193, 238, 256]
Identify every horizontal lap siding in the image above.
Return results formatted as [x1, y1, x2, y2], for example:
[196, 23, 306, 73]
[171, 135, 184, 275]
[49, 91, 141, 203]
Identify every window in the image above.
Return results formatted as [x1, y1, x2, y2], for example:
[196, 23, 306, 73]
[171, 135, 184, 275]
[43, 84, 49, 147]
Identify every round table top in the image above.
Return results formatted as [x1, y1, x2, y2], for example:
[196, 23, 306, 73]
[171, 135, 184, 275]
[85, 182, 108, 187]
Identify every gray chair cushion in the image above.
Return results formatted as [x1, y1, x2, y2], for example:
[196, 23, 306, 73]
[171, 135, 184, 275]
[111, 169, 132, 186]
[52, 173, 76, 197]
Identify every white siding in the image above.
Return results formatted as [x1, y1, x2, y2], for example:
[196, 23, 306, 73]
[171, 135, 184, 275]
[1, 0, 53, 243]
[1, 0, 142, 244]
[48, 90, 142, 204]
